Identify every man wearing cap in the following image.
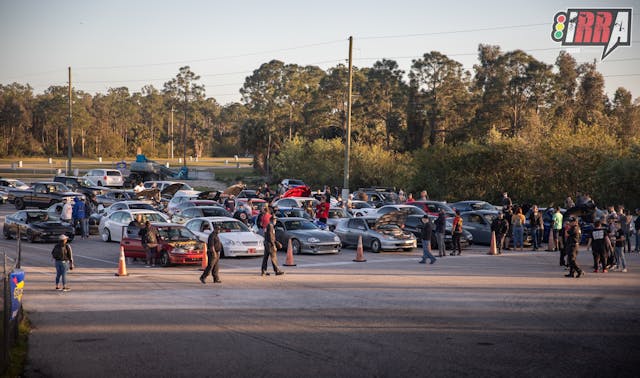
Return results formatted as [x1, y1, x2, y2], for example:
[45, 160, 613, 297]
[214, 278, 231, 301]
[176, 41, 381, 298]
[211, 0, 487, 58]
[419, 215, 437, 264]
[565, 216, 584, 278]
[51, 234, 74, 291]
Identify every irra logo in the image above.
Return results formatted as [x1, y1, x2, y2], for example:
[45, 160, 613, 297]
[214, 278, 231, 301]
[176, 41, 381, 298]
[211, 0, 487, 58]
[551, 8, 632, 60]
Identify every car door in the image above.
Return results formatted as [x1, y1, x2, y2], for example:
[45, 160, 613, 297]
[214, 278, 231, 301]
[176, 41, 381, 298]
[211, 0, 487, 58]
[462, 213, 490, 244]
[343, 218, 366, 246]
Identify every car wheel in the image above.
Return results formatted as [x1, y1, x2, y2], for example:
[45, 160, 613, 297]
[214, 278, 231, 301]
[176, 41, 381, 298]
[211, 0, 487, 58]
[15, 198, 25, 210]
[160, 251, 171, 267]
[101, 228, 111, 242]
[371, 239, 381, 253]
[291, 239, 301, 255]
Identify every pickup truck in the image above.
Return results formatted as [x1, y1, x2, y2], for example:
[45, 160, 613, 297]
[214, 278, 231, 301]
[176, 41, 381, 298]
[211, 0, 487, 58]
[7, 182, 84, 210]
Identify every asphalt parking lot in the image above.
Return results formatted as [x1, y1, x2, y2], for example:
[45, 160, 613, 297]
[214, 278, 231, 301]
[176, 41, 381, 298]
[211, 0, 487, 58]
[2, 203, 639, 378]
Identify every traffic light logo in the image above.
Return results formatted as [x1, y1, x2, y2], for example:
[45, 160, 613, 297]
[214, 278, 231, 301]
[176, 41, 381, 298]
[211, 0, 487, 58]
[551, 8, 632, 60]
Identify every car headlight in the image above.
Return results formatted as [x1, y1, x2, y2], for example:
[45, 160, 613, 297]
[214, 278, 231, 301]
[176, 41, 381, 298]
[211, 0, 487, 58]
[223, 239, 239, 246]
[172, 247, 186, 254]
[307, 237, 320, 243]
[333, 236, 340, 242]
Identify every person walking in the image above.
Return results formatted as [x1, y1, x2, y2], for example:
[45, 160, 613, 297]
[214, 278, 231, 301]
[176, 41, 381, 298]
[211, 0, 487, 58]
[613, 221, 629, 272]
[316, 196, 330, 226]
[587, 220, 608, 273]
[551, 206, 563, 253]
[139, 221, 158, 267]
[261, 216, 284, 276]
[565, 217, 584, 278]
[491, 212, 509, 254]
[200, 226, 222, 284]
[61, 197, 73, 224]
[529, 205, 544, 251]
[419, 215, 437, 264]
[619, 209, 632, 254]
[72, 197, 88, 239]
[634, 208, 640, 253]
[512, 207, 526, 251]
[434, 209, 447, 257]
[450, 210, 463, 256]
[51, 234, 73, 291]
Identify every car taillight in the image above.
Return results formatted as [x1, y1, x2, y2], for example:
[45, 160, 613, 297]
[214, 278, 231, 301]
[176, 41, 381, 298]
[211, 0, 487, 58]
[104, 176, 107, 181]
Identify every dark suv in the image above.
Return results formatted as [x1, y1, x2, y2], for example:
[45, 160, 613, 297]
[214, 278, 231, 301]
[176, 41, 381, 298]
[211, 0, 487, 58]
[53, 176, 106, 199]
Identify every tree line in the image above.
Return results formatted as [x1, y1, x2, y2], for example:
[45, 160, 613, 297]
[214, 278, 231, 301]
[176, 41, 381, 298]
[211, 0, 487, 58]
[1, 44, 639, 206]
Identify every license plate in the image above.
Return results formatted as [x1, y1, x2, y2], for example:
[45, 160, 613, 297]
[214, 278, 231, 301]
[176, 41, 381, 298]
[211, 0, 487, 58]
[248, 248, 256, 254]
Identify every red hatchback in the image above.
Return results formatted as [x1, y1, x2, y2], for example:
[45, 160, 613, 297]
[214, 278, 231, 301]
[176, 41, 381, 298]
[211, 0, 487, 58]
[120, 223, 205, 266]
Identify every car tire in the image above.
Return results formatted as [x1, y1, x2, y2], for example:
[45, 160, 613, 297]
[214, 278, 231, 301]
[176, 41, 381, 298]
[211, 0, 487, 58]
[15, 198, 25, 210]
[291, 239, 301, 255]
[160, 251, 171, 267]
[101, 228, 111, 242]
[371, 239, 381, 253]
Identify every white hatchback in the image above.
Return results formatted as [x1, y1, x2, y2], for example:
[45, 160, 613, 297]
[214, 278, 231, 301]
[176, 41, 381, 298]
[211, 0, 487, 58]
[84, 169, 124, 187]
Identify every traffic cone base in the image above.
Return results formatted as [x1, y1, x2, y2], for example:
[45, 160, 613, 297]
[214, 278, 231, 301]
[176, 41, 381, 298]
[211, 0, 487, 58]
[115, 246, 129, 276]
[488, 231, 497, 255]
[200, 243, 208, 271]
[284, 238, 297, 266]
[353, 235, 367, 262]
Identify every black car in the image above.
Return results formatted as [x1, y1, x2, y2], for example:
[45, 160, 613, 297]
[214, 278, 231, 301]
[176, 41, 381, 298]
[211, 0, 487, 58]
[403, 214, 473, 250]
[54, 176, 107, 199]
[3, 210, 74, 242]
[95, 189, 138, 207]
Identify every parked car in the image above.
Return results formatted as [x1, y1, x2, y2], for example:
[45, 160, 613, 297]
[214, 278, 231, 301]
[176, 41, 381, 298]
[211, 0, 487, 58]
[236, 198, 267, 216]
[274, 217, 341, 255]
[143, 181, 198, 197]
[348, 200, 377, 217]
[459, 210, 500, 245]
[402, 214, 474, 250]
[46, 202, 100, 235]
[84, 169, 124, 187]
[272, 196, 318, 209]
[120, 223, 205, 266]
[236, 189, 259, 199]
[280, 178, 306, 190]
[101, 200, 157, 217]
[0, 178, 30, 191]
[451, 200, 497, 213]
[166, 195, 201, 215]
[95, 189, 138, 207]
[333, 213, 417, 253]
[53, 176, 107, 199]
[408, 200, 455, 217]
[326, 206, 352, 231]
[375, 204, 427, 218]
[99, 209, 169, 242]
[171, 200, 218, 217]
[7, 182, 84, 210]
[185, 217, 265, 257]
[352, 188, 399, 208]
[3, 209, 74, 242]
[171, 206, 231, 224]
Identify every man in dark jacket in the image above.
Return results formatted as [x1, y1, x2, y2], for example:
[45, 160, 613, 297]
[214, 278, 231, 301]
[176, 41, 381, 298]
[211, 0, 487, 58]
[491, 212, 509, 255]
[565, 217, 584, 278]
[434, 209, 447, 257]
[529, 205, 544, 250]
[261, 216, 284, 276]
[52, 234, 74, 291]
[200, 226, 222, 284]
[419, 215, 437, 264]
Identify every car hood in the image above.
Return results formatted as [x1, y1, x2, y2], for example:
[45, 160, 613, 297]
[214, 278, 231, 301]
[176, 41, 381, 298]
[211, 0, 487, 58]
[166, 240, 203, 250]
[218, 231, 263, 243]
[374, 211, 407, 229]
[29, 221, 72, 229]
[286, 229, 337, 241]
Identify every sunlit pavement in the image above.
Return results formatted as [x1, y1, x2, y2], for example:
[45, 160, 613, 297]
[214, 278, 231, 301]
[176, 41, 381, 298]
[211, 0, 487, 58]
[19, 243, 640, 378]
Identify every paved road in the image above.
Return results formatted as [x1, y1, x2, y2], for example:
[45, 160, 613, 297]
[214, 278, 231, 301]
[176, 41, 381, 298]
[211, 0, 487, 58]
[1, 204, 638, 377]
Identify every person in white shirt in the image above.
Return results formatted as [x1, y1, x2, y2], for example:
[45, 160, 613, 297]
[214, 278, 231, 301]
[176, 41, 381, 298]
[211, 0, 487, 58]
[61, 198, 73, 223]
[133, 182, 145, 193]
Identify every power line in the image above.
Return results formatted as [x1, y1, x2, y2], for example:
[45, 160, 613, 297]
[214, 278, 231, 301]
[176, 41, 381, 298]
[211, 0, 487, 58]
[359, 23, 549, 40]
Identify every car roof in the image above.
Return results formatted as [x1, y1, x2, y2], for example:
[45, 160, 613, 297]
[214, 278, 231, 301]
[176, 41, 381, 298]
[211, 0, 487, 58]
[461, 209, 499, 215]
[189, 216, 237, 222]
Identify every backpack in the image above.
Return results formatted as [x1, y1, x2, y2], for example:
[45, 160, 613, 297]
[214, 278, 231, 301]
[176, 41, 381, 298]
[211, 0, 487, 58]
[51, 244, 69, 260]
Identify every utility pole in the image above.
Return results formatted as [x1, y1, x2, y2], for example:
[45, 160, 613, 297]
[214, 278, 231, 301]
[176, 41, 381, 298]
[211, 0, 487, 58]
[67, 67, 73, 175]
[183, 91, 187, 169]
[342, 36, 353, 203]
[170, 105, 174, 159]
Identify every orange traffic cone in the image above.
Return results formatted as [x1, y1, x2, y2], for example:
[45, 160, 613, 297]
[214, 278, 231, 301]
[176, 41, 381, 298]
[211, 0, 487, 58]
[488, 231, 498, 255]
[200, 243, 208, 271]
[547, 229, 555, 251]
[115, 246, 129, 276]
[284, 239, 297, 266]
[353, 235, 367, 262]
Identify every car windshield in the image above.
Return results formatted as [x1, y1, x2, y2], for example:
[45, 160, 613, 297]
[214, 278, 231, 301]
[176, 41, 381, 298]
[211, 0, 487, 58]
[288, 180, 305, 186]
[27, 211, 55, 222]
[156, 226, 196, 241]
[213, 220, 250, 233]
[285, 220, 318, 230]
[129, 203, 155, 210]
[470, 202, 494, 211]
[142, 213, 167, 222]
[201, 208, 228, 217]
[279, 208, 306, 218]
[400, 206, 425, 216]
[78, 178, 95, 187]
[48, 183, 69, 192]
[328, 208, 348, 218]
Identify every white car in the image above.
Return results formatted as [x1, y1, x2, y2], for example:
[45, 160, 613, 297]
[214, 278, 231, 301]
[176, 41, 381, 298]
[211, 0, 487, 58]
[84, 169, 124, 187]
[143, 181, 200, 197]
[185, 216, 265, 257]
[99, 209, 169, 242]
[0, 178, 30, 191]
[101, 200, 157, 216]
[272, 196, 319, 209]
[166, 195, 201, 216]
[374, 204, 426, 219]
[349, 200, 377, 217]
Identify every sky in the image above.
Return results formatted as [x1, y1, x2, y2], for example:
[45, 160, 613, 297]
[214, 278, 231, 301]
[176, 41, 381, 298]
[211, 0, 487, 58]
[1, 0, 639, 105]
